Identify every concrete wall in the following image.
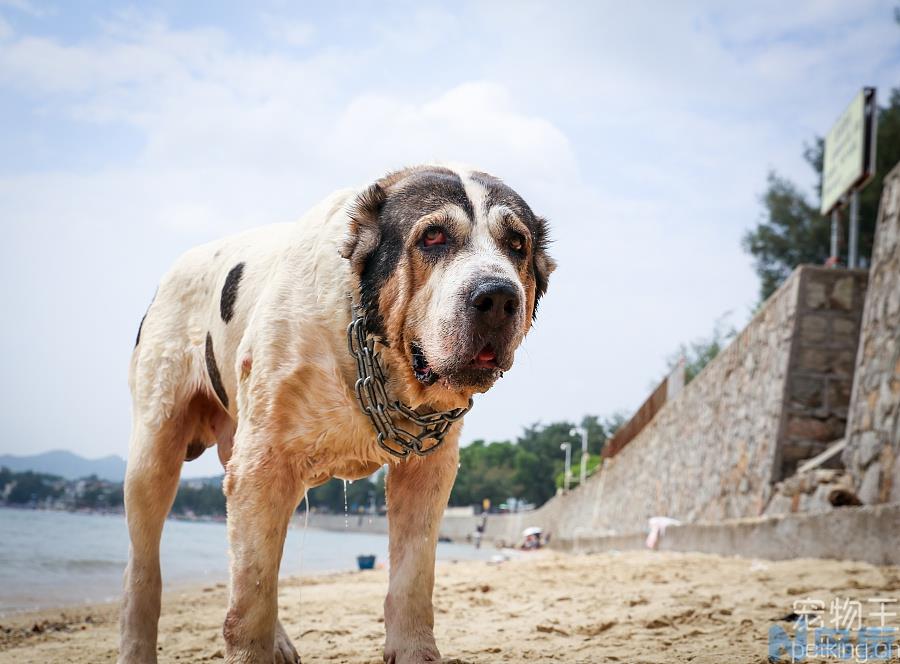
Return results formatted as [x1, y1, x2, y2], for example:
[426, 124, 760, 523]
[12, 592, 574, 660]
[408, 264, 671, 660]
[843, 162, 900, 504]
[556, 504, 900, 566]
[479, 265, 868, 544]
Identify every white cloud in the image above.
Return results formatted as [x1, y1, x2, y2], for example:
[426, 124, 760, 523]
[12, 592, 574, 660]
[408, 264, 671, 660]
[262, 15, 314, 47]
[0, 5, 897, 473]
[332, 82, 579, 186]
[0, 15, 11, 40]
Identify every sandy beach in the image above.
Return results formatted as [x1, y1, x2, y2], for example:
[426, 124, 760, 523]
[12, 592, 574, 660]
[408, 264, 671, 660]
[2, 549, 899, 663]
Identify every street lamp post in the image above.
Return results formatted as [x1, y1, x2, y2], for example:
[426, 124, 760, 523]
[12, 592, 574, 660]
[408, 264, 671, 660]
[570, 426, 589, 486]
[560, 442, 572, 493]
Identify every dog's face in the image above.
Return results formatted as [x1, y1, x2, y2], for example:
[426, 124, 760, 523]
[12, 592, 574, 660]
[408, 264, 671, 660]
[342, 165, 555, 410]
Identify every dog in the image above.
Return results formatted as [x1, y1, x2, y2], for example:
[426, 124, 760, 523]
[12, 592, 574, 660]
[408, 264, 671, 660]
[119, 164, 555, 664]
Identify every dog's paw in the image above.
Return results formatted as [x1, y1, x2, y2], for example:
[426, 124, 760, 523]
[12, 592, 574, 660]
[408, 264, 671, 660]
[274, 621, 301, 664]
[383, 644, 441, 664]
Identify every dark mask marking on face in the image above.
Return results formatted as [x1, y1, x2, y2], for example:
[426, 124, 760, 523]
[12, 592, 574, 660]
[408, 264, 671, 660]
[135, 289, 157, 347]
[469, 172, 555, 320]
[358, 168, 474, 337]
[205, 332, 229, 409]
[220, 262, 244, 324]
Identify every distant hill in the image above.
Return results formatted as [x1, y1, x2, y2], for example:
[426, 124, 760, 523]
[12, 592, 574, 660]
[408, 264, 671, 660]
[0, 450, 127, 482]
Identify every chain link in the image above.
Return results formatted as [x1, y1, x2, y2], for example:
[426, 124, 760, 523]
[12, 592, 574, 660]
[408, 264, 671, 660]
[347, 309, 472, 458]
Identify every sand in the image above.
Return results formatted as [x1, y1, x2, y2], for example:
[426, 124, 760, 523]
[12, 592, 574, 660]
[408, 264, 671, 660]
[2, 549, 900, 663]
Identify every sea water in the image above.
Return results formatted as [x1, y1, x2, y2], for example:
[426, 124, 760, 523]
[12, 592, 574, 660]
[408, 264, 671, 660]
[0, 508, 491, 615]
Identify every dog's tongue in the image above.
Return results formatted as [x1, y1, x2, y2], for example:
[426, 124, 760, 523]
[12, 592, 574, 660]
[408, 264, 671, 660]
[477, 346, 496, 363]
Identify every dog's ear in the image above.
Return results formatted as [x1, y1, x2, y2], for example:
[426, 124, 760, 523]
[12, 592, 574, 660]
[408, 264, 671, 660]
[531, 215, 557, 320]
[340, 182, 386, 274]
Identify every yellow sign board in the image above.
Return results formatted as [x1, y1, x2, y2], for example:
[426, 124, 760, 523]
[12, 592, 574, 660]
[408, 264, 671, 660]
[821, 88, 877, 215]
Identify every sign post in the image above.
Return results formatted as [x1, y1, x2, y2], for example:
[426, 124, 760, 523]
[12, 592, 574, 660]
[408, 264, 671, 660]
[830, 208, 840, 264]
[821, 87, 877, 267]
[848, 191, 860, 268]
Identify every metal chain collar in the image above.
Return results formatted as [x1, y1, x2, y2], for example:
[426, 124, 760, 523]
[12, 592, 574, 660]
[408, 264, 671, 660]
[347, 307, 472, 458]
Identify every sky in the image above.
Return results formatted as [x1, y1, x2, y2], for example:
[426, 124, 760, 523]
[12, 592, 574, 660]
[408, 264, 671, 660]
[1, 1, 898, 478]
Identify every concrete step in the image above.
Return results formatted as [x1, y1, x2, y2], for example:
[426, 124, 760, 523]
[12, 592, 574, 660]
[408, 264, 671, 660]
[555, 502, 900, 566]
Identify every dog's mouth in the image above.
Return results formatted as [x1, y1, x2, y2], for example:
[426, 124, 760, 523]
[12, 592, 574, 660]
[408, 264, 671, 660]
[471, 344, 499, 369]
[411, 343, 501, 386]
[411, 343, 438, 386]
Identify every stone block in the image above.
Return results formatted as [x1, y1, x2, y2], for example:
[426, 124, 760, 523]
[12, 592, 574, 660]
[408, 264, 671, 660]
[888, 283, 900, 318]
[797, 348, 855, 376]
[832, 318, 858, 345]
[808, 484, 838, 512]
[781, 439, 830, 463]
[830, 276, 855, 310]
[858, 462, 882, 504]
[856, 431, 884, 468]
[800, 315, 828, 344]
[833, 350, 856, 377]
[785, 416, 845, 442]
[789, 376, 825, 410]
[799, 348, 829, 373]
[876, 380, 897, 423]
[825, 379, 852, 413]
[805, 280, 827, 309]
[890, 457, 900, 504]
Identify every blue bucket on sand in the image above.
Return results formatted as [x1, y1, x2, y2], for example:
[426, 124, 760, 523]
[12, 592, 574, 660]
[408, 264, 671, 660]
[357, 554, 376, 570]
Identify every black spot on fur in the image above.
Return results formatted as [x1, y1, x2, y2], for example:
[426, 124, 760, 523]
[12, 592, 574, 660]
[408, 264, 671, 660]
[205, 332, 229, 409]
[135, 290, 157, 347]
[357, 168, 473, 336]
[185, 440, 206, 461]
[220, 262, 244, 323]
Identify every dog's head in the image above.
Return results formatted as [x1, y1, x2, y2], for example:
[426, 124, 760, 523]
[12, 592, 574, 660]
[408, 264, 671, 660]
[341, 165, 556, 410]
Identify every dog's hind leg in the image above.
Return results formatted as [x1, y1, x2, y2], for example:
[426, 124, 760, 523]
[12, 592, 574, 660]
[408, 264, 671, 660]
[117, 414, 185, 664]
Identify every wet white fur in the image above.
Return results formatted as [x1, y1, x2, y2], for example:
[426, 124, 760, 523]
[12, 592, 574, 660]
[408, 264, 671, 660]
[119, 165, 532, 664]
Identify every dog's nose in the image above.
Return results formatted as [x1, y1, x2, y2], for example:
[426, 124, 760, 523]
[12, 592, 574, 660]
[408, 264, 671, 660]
[470, 280, 520, 328]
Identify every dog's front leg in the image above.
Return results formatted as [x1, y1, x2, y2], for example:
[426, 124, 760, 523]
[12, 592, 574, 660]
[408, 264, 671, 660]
[222, 426, 301, 664]
[383, 435, 459, 664]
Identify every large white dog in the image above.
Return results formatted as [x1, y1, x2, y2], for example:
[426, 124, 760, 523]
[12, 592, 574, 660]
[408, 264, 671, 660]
[119, 164, 555, 663]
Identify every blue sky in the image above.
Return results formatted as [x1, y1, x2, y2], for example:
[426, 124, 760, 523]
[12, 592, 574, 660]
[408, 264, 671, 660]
[1, 1, 898, 477]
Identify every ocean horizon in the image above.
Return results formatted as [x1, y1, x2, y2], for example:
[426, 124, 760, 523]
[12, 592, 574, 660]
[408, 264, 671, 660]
[0, 507, 491, 616]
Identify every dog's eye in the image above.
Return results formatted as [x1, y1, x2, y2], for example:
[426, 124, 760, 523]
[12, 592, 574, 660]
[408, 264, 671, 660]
[422, 228, 447, 247]
[508, 233, 525, 254]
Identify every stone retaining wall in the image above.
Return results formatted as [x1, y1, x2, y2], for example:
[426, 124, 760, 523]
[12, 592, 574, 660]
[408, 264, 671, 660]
[775, 268, 867, 479]
[843, 162, 900, 504]
[479, 264, 868, 542]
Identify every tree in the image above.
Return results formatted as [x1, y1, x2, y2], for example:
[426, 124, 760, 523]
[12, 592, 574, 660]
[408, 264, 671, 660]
[305, 476, 381, 513]
[743, 87, 900, 300]
[451, 439, 518, 508]
[666, 313, 737, 384]
[449, 415, 624, 509]
[171, 483, 226, 516]
[4, 469, 63, 504]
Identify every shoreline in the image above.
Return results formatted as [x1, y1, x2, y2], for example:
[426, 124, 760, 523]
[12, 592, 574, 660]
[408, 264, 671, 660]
[0, 556, 357, 620]
[0, 509, 495, 619]
[0, 564, 363, 654]
[3, 550, 899, 663]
